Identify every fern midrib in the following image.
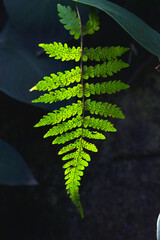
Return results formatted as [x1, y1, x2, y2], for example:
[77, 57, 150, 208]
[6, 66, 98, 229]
[76, 3, 85, 152]
[68, 4, 85, 209]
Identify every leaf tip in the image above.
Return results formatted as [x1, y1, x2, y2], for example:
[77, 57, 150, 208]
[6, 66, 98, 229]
[29, 86, 37, 92]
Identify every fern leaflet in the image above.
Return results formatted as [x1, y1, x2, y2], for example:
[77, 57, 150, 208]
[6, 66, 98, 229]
[83, 46, 130, 61]
[39, 42, 81, 61]
[57, 4, 81, 40]
[83, 7, 100, 35]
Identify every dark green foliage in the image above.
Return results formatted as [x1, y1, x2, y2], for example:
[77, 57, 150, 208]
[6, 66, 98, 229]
[57, 4, 81, 40]
[31, 4, 129, 218]
[82, 7, 100, 35]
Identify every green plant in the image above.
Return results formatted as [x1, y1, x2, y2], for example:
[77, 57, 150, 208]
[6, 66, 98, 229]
[30, 3, 130, 218]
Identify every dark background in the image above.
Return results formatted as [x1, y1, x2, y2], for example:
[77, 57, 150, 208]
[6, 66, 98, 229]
[0, 0, 160, 239]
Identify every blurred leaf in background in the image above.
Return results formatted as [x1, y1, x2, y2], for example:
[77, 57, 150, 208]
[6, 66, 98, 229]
[0, 138, 38, 186]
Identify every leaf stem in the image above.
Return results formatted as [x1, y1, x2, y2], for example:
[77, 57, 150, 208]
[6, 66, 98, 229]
[76, 3, 85, 134]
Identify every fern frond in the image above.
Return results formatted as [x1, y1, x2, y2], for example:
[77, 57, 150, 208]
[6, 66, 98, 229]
[84, 81, 129, 97]
[34, 101, 83, 127]
[84, 116, 116, 132]
[83, 7, 100, 36]
[83, 60, 129, 79]
[57, 4, 81, 40]
[30, 67, 81, 92]
[83, 46, 129, 62]
[39, 42, 81, 62]
[31, 3, 130, 218]
[85, 99, 124, 119]
[32, 84, 83, 104]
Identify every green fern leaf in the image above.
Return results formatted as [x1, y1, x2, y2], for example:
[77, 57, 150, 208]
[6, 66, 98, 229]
[62, 150, 90, 162]
[83, 7, 100, 36]
[62, 156, 85, 169]
[84, 116, 116, 132]
[34, 101, 83, 127]
[52, 128, 83, 145]
[84, 81, 129, 97]
[58, 140, 81, 155]
[39, 42, 81, 62]
[85, 99, 124, 119]
[82, 129, 106, 139]
[53, 128, 105, 144]
[30, 67, 81, 92]
[62, 151, 80, 161]
[44, 116, 83, 138]
[31, 3, 130, 218]
[58, 139, 98, 155]
[83, 60, 129, 79]
[81, 139, 98, 152]
[83, 46, 129, 61]
[57, 4, 81, 40]
[32, 84, 83, 104]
